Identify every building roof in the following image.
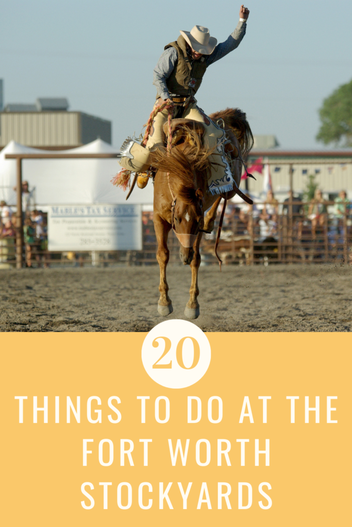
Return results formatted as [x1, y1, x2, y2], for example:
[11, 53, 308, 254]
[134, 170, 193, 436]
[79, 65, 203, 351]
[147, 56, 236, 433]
[3, 98, 70, 113]
[4, 103, 38, 112]
[36, 98, 69, 111]
[253, 135, 279, 149]
[249, 149, 352, 161]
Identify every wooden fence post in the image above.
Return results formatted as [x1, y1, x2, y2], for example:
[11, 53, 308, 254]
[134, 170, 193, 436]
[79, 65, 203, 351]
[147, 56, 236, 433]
[16, 157, 24, 269]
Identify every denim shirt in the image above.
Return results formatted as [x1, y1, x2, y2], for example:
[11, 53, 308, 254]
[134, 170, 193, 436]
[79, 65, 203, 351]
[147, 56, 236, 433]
[153, 20, 247, 100]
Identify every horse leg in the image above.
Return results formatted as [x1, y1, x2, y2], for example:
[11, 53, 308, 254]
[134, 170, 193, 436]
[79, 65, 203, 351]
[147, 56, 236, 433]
[154, 214, 173, 316]
[203, 186, 239, 234]
[203, 196, 222, 233]
[184, 233, 202, 319]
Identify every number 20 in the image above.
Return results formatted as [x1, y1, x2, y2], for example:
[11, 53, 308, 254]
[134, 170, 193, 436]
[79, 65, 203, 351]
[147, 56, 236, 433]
[152, 336, 200, 370]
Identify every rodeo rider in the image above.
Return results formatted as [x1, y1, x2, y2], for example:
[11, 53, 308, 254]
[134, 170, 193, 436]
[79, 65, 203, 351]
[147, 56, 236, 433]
[119, 4, 250, 189]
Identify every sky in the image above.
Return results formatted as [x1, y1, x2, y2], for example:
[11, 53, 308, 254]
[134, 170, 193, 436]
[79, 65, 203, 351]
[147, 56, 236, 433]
[1, 0, 352, 150]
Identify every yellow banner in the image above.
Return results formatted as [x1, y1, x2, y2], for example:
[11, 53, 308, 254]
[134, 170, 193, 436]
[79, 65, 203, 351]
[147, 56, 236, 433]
[1, 332, 351, 526]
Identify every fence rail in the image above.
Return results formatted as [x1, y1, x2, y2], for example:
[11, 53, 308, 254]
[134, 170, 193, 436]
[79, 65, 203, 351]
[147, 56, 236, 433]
[1, 201, 351, 267]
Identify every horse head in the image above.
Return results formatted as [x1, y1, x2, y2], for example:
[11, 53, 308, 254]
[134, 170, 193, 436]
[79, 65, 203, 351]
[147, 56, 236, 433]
[170, 186, 205, 264]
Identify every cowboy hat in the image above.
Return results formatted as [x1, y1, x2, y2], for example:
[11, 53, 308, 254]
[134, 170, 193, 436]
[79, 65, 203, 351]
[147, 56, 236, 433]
[180, 25, 217, 55]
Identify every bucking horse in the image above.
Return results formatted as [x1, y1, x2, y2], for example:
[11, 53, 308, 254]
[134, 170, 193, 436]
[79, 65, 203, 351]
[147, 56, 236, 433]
[150, 107, 253, 319]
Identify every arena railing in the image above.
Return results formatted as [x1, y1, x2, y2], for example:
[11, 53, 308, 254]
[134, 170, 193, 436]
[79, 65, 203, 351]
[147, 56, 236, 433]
[3, 201, 349, 269]
[5, 152, 352, 268]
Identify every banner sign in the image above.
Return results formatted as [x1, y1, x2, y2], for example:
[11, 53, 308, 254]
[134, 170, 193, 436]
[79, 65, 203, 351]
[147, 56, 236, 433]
[1, 326, 351, 527]
[48, 204, 142, 251]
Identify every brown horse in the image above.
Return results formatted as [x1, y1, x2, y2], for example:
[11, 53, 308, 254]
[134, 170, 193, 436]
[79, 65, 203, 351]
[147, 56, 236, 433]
[152, 108, 253, 319]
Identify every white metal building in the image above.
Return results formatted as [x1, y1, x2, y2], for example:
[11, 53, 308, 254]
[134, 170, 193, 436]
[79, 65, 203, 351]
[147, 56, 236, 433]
[247, 150, 352, 197]
[0, 96, 111, 148]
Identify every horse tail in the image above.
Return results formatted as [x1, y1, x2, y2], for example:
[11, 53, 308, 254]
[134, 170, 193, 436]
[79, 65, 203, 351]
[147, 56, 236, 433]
[209, 108, 254, 157]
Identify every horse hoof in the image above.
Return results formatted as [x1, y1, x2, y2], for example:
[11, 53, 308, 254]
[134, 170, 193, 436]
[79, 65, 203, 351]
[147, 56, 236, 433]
[184, 306, 200, 319]
[158, 303, 173, 317]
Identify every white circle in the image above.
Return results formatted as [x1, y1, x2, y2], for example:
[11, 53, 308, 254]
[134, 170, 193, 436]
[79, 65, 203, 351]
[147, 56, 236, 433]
[142, 319, 211, 389]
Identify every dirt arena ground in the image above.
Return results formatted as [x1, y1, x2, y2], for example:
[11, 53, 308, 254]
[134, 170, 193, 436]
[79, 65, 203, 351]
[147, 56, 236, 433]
[0, 264, 351, 332]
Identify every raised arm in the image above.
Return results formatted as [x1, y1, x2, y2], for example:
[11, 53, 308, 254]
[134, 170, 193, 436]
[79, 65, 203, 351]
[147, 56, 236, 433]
[206, 4, 250, 66]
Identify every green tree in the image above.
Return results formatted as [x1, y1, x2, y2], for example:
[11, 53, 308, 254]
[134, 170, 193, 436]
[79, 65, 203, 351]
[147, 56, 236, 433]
[303, 174, 318, 210]
[316, 79, 352, 147]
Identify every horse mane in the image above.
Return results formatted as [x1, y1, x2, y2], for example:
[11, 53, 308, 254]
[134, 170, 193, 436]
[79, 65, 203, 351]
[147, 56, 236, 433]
[209, 108, 254, 157]
[153, 109, 253, 202]
[152, 127, 213, 204]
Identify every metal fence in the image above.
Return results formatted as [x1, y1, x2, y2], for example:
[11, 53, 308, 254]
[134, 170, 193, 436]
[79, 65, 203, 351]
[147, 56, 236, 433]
[204, 202, 351, 266]
[1, 202, 351, 268]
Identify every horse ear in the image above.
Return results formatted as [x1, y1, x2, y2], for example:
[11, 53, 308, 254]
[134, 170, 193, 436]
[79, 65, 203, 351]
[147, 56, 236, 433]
[195, 188, 204, 200]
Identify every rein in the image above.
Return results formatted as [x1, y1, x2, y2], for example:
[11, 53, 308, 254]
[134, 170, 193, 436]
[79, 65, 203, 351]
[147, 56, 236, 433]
[214, 198, 228, 270]
[142, 100, 174, 154]
[167, 173, 177, 229]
